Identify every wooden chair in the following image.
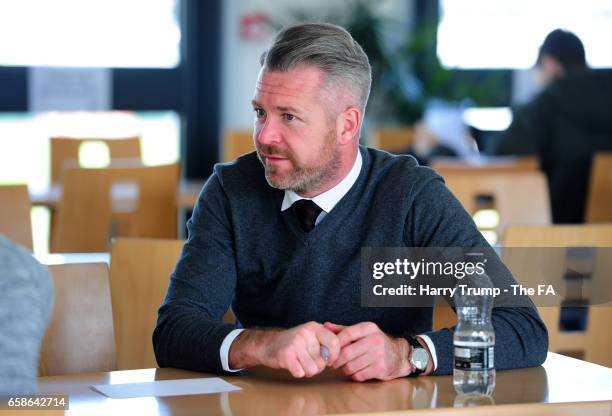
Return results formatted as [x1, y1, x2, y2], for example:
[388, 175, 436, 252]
[443, 172, 551, 244]
[40, 263, 116, 376]
[432, 297, 457, 331]
[221, 130, 254, 162]
[109, 238, 183, 370]
[432, 156, 539, 177]
[109, 238, 235, 369]
[0, 185, 33, 250]
[50, 136, 141, 184]
[372, 126, 415, 153]
[52, 163, 180, 253]
[585, 152, 612, 223]
[503, 224, 612, 367]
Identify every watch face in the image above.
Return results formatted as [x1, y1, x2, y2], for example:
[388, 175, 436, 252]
[412, 348, 429, 370]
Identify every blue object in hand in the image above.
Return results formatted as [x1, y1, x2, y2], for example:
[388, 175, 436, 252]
[320, 346, 330, 362]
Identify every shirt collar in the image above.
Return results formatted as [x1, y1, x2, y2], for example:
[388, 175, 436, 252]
[281, 150, 362, 213]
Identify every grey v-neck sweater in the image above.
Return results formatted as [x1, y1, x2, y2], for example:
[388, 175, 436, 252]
[154, 146, 548, 375]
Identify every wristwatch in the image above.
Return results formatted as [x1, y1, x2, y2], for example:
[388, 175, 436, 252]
[406, 336, 429, 376]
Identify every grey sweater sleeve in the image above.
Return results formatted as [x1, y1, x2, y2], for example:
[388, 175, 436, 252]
[406, 176, 549, 375]
[153, 174, 240, 373]
[0, 236, 53, 394]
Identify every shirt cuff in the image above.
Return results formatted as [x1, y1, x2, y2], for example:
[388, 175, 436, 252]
[417, 334, 438, 371]
[220, 328, 246, 372]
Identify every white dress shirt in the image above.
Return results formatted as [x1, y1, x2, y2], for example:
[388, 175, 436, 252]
[219, 150, 438, 373]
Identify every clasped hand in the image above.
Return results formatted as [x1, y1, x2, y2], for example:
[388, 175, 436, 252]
[261, 321, 412, 381]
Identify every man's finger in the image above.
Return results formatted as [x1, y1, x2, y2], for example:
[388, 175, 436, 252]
[315, 325, 341, 365]
[336, 322, 380, 347]
[350, 364, 379, 382]
[304, 331, 327, 372]
[283, 350, 305, 378]
[296, 345, 321, 378]
[323, 322, 345, 334]
[332, 337, 370, 369]
[341, 352, 371, 377]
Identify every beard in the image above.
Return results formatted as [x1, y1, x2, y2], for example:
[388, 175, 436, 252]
[256, 128, 340, 194]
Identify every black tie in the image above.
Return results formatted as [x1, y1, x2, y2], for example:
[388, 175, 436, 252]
[292, 199, 323, 232]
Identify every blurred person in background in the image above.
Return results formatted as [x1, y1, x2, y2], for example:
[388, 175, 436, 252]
[0, 235, 53, 394]
[494, 29, 612, 223]
[407, 101, 479, 166]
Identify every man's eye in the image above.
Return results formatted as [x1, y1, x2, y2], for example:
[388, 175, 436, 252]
[254, 108, 266, 118]
[285, 113, 295, 121]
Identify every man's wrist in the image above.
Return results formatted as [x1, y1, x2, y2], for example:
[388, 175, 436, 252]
[228, 329, 264, 369]
[395, 337, 413, 378]
[221, 329, 247, 372]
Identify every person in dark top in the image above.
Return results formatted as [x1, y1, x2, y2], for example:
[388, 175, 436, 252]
[494, 29, 612, 223]
[153, 23, 547, 381]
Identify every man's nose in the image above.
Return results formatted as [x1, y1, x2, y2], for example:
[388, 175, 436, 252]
[255, 118, 282, 146]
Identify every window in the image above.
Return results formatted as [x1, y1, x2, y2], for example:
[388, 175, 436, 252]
[0, 0, 180, 68]
[438, 0, 612, 69]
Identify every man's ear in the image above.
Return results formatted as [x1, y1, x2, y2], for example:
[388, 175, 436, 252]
[336, 107, 362, 145]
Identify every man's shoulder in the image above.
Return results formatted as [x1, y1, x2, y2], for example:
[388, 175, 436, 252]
[214, 151, 261, 175]
[212, 151, 267, 188]
[364, 145, 417, 165]
[362, 146, 439, 187]
[537, 72, 612, 132]
[205, 151, 285, 207]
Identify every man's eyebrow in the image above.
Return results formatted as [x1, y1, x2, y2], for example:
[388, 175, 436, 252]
[275, 105, 302, 114]
[251, 100, 303, 114]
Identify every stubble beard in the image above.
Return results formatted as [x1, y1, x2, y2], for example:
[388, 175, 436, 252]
[258, 129, 340, 194]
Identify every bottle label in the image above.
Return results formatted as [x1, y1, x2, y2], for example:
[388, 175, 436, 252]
[454, 343, 494, 370]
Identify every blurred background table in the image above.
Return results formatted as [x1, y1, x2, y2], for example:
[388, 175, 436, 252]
[29, 180, 204, 211]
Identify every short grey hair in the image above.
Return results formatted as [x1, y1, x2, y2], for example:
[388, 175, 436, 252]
[260, 23, 372, 114]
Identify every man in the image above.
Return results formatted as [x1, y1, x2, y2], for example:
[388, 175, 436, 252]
[154, 23, 547, 381]
[494, 29, 612, 223]
[0, 236, 53, 394]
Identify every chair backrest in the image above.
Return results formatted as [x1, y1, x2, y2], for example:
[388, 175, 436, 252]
[443, 172, 551, 244]
[504, 225, 612, 247]
[108, 237, 235, 369]
[108, 238, 184, 369]
[52, 163, 180, 253]
[372, 127, 414, 153]
[432, 297, 457, 331]
[0, 185, 33, 250]
[585, 152, 612, 223]
[50, 136, 141, 184]
[222, 130, 254, 162]
[40, 263, 116, 376]
[503, 224, 612, 367]
[432, 156, 539, 177]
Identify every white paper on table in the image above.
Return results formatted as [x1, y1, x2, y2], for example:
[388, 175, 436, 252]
[90, 377, 241, 399]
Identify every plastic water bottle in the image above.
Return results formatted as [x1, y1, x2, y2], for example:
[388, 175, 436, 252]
[453, 270, 496, 396]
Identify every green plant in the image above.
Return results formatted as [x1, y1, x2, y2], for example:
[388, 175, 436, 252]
[289, 2, 508, 124]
